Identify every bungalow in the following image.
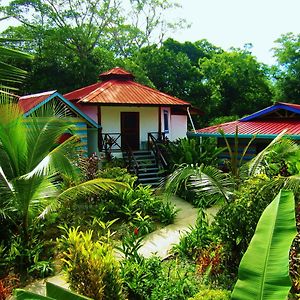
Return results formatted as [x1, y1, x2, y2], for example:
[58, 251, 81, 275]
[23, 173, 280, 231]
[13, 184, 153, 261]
[189, 102, 300, 161]
[18, 67, 197, 185]
[64, 67, 196, 155]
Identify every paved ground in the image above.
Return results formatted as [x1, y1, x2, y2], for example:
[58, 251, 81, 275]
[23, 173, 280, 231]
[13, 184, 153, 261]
[23, 195, 219, 295]
[138, 195, 219, 258]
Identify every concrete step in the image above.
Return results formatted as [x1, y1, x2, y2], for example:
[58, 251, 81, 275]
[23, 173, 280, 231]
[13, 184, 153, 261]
[138, 176, 163, 183]
[138, 172, 162, 178]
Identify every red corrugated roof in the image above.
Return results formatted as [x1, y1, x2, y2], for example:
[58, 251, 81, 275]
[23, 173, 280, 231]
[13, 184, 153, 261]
[64, 68, 190, 106]
[100, 67, 133, 77]
[196, 120, 300, 136]
[19, 90, 56, 113]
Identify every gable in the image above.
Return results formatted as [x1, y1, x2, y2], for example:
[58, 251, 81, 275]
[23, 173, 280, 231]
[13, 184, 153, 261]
[240, 102, 300, 122]
[19, 91, 99, 128]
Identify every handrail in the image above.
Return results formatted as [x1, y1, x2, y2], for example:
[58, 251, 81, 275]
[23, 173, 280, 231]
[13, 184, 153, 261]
[148, 132, 168, 169]
[124, 144, 139, 176]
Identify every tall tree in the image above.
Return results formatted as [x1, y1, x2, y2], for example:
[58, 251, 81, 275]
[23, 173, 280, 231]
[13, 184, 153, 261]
[199, 48, 273, 119]
[273, 33, 300, 102]
[1, 0, 186, 93]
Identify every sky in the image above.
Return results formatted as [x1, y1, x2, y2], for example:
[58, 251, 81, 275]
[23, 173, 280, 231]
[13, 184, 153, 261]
[173, 0, 300, 65]
[0, 0, 299, 66]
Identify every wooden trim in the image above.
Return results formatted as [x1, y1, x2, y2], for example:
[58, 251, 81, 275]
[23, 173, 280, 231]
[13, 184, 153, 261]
[98, 106, 101, 124]
[158, 107, 162, 135]
[98, 106, 102, 151]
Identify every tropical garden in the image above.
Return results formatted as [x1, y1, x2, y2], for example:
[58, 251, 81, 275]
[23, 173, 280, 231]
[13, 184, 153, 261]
[1, 0, 300, 299]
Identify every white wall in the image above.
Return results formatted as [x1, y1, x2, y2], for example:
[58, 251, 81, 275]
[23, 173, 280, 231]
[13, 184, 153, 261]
[170, 115, 187, 140]
[101, 106, 159, 146]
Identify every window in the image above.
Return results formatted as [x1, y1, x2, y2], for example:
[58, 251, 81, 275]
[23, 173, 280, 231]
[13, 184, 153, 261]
[163, 110, 169, 133]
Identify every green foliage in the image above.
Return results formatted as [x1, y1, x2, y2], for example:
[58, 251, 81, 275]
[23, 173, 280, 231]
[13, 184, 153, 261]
[273, 33, 300, 102]
[46, 282, 93, 300]
[212, 175, 276, 272]
[14, 282, 92, 300]
[117, 231, 144, 264]
[157, 200, 179, 225]
[199, 48, 273, 118]
[59, 226, 124, 300]
[173, 211, 213, 259]
[232, 190, 297, 300]
[121, 257, 199, 300]
[219, 127, 256, 181]
[2, 0, 186, 93]
[163, 137, 224, 170]
[208, 115, 239, 126]
[97, 167, 137, 186]
[188, 289, 231, 300]
[0, 46, 31, 90]
[164, 163, 234, 205]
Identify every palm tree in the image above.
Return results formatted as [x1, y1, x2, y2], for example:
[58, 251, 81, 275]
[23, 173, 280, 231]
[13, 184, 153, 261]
[0, 94, 126, 270]
[163, 130, 292, 206]
[0, 39, 32, 90]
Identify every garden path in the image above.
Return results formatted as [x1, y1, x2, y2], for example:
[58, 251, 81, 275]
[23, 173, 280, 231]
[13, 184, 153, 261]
[138, 195, 218, 258]
[22, 195, 219, 296]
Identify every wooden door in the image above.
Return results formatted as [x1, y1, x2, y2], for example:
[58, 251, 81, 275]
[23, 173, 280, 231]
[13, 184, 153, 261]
[121, 112, 140, 150]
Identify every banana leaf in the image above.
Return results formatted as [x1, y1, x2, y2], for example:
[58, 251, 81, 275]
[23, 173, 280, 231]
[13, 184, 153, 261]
[231, 190, 296, 300]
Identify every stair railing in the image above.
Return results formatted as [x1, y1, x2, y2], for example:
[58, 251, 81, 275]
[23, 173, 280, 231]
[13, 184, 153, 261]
[124, 144, 139, 177]
[147, 132, 168, 169]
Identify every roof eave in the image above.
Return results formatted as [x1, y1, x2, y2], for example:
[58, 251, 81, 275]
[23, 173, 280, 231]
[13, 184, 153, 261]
[188, 131, 300, 140]
[23, 92, 100, 128]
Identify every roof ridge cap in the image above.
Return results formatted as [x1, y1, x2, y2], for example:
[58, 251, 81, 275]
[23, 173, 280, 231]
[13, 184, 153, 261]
[20, 90, 57, 100]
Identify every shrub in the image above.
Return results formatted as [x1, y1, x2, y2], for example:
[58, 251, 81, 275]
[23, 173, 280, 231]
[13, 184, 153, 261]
[211, 174, 277, 273]
[188, 288, 231, 300]
[162, 137, 224, 171]
[97, 167, 137, 185]
[59, 227, 124, 300]
[121, 257, 199, 300]
[173, 211, 213, 259]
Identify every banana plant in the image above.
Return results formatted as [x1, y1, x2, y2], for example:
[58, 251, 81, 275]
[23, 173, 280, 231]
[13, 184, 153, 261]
[231, 190, 296, 300]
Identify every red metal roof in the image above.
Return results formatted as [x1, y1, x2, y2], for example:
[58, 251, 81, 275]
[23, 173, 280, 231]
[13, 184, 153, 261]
[19, 90, 56, 113]
[196, 120, 300, 137]
[100, 67, 133, 77]
[64, 68, 190, 106]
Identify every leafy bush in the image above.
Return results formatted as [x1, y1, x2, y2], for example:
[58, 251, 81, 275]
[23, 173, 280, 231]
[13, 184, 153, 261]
[188, 289, 231, 300]
[97, 167, 137, 185]
[121, 257, 199, 300]
[163, 137, 224, 171]
[211, 174, 277, 273]
[173, 211, 213, 259]
[59, 227, 124, 300]
[157, 200, 179, 224]
[0, 229, 55, 279]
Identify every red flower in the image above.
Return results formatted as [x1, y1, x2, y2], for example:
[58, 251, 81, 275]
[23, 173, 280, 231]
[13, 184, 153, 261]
[134, 228, 139, 236]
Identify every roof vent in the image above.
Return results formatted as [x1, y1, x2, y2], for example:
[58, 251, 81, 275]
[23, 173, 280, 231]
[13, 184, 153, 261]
[99, 67, 134, 81]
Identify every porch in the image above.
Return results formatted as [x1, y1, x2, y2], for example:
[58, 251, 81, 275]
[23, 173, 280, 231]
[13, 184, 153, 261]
[99, 132, 168, 186]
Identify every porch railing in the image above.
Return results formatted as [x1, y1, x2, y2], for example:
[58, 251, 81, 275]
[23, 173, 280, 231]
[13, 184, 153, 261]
[100, 133, 122, 152]
[147, 132, 168, 169]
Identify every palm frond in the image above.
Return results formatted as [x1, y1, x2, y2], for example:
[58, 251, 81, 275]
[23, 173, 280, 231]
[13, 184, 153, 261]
[164, 163, 234, 202]
[58, 178, 128, 202]
[263, 174, 300, 196]
[247, 130, 287, 177]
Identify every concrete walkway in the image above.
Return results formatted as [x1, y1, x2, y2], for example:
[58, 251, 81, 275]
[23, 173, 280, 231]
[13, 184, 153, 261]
[138, 195, 218, 258]
[24, 196, 219, 295]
